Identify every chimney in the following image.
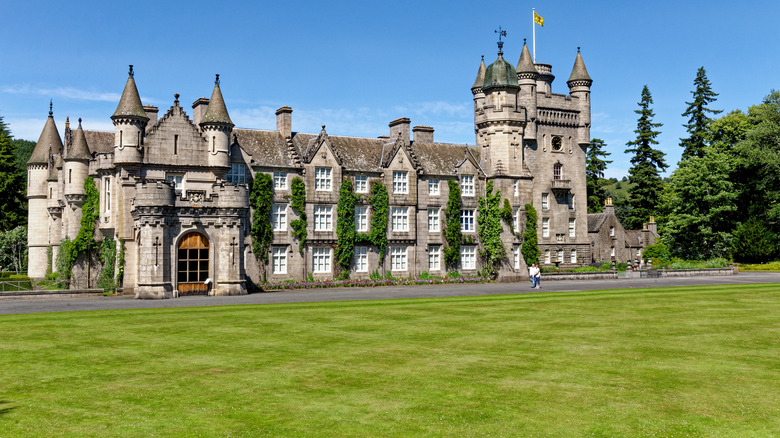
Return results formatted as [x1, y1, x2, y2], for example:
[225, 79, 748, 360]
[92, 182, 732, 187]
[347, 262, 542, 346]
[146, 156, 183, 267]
[143, 105, 159, 130]
[412, 125, 434, 143]
[603, 197, 615, 215]
[647, 216, 657, 234]
[192, 97, 210, 126]
[276, 106, 293, 138]
[389, 117, 411, 144]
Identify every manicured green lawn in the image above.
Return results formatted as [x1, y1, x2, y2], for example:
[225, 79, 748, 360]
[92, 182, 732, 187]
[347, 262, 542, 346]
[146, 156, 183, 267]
[1, 284, 779, 437]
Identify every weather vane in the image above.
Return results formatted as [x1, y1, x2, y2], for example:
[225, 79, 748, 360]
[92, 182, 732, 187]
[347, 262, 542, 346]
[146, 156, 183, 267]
[494, 26, 507, 52]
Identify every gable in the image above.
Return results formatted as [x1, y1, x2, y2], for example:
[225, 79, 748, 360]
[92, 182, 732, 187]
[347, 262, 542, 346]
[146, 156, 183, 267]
[144, 104, 206, 166]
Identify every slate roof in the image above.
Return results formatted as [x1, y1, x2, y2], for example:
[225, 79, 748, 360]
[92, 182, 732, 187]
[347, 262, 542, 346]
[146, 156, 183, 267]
[291, 132, 388, 172]
[587, 213, 608, 233]
[516, 43, 538, 76]
[472, 57, 486, 89]
[65, 122, 92, 161]
[624, 230, 644, 247]
[567, 50, 592, 84]
[29, 112, 63, 165]
[112, 67, 148, 120]
[412, 142, 480, 176]
[200, 78, 233, 126]
[83, 131, 114, 154]
[234, 129, 296, 168]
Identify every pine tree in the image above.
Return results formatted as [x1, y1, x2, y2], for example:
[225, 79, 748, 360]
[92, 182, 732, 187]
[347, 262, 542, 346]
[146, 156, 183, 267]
[680, 67, 721, 160]
[624, 86, 667, 230]
[0, 115, 27, 231]
[586, 138, 612, 213]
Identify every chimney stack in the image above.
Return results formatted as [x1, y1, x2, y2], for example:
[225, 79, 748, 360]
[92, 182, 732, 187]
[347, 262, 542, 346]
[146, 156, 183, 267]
[192, 97, 209, 126]
[603, 197, 615, 215]
[412, 125, 434, 143]
[647, 216, 657, 234]
[276, 106, 293, 138]
[143, 105, 159, 131]
[389, 117, 411, 144]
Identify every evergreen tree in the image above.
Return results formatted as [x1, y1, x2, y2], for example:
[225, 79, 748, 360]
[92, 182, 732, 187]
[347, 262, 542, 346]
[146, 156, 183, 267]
[624, 86, 667, 230]
[586, 138, 612, 213]
[0, 115, 27, 231]
[680, 67, 721, 160]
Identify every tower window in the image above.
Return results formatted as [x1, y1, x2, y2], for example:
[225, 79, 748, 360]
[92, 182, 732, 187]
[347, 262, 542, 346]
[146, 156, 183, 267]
[174, 135, 178, 155]
[212, 136, 216, 153]
[553, 163, 563, 180]
[68, 169, 72, 184]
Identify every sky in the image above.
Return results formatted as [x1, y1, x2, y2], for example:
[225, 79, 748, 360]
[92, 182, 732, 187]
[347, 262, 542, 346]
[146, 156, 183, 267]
[2, 0, 779, 179]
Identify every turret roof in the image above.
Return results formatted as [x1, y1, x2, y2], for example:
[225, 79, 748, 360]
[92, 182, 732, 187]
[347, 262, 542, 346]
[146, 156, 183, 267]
[65, 119, 92, 161]
[112, 66, 148, 120]
[483, 51, 519, 89]
[28, 102, 63, 165]
[200, 75, 234, 127]
[516, 41, 538, 75]
[472, 56, 486, 89]
[567, 49, 592, 83]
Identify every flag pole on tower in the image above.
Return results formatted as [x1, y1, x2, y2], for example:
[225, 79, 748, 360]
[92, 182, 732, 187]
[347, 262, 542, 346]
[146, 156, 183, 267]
[533, 8, 544, 62]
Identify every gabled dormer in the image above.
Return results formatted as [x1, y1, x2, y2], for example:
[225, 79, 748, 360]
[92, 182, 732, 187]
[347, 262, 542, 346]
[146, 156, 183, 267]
[144, 95, 207, 167]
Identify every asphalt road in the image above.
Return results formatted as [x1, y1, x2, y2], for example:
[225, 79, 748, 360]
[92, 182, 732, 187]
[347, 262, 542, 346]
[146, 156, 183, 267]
[1, 272, 778, 315]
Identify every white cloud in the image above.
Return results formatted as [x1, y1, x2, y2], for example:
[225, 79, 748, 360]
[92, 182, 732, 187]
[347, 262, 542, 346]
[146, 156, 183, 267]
[1, 85, 120, 102]
[4, 117, 114, 142]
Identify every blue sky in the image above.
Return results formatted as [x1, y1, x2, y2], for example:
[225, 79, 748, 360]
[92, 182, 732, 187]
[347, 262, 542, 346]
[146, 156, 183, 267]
[2, 0, 778, 178]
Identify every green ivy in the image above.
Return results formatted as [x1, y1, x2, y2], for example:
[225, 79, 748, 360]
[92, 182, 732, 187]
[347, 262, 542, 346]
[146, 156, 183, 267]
[55, 237, 75, 281]
[521, 203, 540, 265]
[250, 173, 274, 272]
[98, 238, 117, 294]
[55, 177, 99, 281]
[289, 176, 307, 254]
[335, 178, 357, 276]
[116, 238, 125, 286]
[477, 181, 506, 279]
[500, 199, 514, 225]
[365, 180, 388, 263]
[444, 180, 462, 269]
[45, 245, 53, 278]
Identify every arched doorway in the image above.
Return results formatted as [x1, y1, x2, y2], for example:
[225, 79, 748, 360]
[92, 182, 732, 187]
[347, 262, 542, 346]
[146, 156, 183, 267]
[178, 232, 209, 295]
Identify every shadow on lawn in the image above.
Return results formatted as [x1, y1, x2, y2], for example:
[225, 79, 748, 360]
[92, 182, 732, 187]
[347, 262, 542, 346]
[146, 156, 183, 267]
[0, 400, 15, 416]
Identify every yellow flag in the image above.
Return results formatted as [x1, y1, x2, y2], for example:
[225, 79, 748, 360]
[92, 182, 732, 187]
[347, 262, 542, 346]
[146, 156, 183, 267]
[534, 11, 544, 27]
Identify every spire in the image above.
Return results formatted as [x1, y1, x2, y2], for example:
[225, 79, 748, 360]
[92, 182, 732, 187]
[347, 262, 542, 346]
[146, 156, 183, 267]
[112, 65, 148, 120]
[28, 102, 63, 165]
[567, 47, 592, 85]
[516, 39, 538, 77]
[472, 56, 486, 90]
[64, 118, 92, 161]
[200, 74, 234, 127]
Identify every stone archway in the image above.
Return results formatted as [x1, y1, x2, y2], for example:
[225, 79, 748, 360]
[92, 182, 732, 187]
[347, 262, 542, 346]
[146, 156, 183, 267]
[177, 232, 210, 295]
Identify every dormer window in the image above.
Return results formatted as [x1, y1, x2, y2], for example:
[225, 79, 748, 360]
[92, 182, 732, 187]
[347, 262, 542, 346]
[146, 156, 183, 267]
[315, 167, 332, 191]
[392, 171, 408, 194]
[461, 175, 474, 197]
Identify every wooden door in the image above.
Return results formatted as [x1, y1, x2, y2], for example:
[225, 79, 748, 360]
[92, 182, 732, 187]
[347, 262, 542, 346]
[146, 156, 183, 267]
[177, 233, 209, 295]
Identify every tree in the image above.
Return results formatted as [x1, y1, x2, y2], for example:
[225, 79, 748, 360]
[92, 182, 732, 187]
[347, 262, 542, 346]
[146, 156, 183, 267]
[12, 139, 35, 171]
[0, 226, 27, 272]
[0, 115, 27, 231]
[731, 216, 778, 263]
[586, 138, 612, 213]
[680, 67, 721, 160]
[624, 86, 667, 230]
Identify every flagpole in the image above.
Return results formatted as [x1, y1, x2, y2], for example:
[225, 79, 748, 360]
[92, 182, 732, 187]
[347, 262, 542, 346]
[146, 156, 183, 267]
[532, 8, 536, 62]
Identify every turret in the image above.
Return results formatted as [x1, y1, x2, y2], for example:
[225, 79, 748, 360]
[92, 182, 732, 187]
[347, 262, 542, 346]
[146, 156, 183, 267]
[471, 55, 487, 121]
[567, 47, 593, 146]
[63, 118, 91, 197]
[111, 65, 148, 164]
[516, 39, 538, 140]
[199, 74, 233, 170]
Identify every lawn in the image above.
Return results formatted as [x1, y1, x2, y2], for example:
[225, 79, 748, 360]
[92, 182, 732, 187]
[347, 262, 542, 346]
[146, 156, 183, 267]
[1, 284, 778, 437]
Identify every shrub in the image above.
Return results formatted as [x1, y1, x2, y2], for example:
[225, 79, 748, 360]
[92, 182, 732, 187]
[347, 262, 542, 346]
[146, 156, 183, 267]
[643, 242, 671, 264]
[731, 217, 778, 263]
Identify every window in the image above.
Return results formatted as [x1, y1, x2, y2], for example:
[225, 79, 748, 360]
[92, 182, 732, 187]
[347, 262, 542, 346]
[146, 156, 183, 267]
[611, 246, 615, 257]
[104, 178, 111, 213]
[557, 249, 564, 263]
[553, 163, 563, 180]
[227, 163, 247, 184]
[609, 226, 615, 237]
[354, 206, 369, 232]
[460, 246, 476, 269]
[512, 208, 521, 233]
[542, 218, 550, 238]
[570, 249, 577, 264]
[428, 178, 440, 196]
[545, 250, 551, 264]
[637, 249, 641, 257]
[166, 174, 183, 191]
[542, 193, 549, 210]
[314, 205, 332, 231]
[428, 208, 440, 232]
[272, 247, 287, 274]
[392, 171, 408, 194]
[569, 218, 576, 238]
[355, 175, 368, 193]
[355, 246, 368, 272]
[312, 247, 331, 273]
[390, 246, 407, 271]
[273, 171, 287, 190]
[174, 134, 178, 155]
[272, 205, 287, 231]
[315, 167, 331, 191]
[68, 169, 72, 184]
[513, 245, 520, 269]
[513, 180, 519, 196]
[428, 246, 441, 271]
[460, 209, 475, 232]
[568, 194, 575, 210]
[391, 207, 409, 232]
[461, 175, 474, 196]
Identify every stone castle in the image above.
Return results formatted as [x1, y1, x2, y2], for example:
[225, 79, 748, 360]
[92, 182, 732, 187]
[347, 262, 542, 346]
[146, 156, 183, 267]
[27, 39, 655, 298]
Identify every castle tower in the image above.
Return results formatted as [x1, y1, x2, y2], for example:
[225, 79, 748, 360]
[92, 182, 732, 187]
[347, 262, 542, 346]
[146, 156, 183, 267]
[471, 55, 487, 121]
[566, 48, 593, 146]
[111, 65, 148, 164]
[62, 118, 92, 239]
[516, 40, 538, 141]
[474, 39, 527, 177]
[27, 102, 63, 278]
[199, 74, 233, 171]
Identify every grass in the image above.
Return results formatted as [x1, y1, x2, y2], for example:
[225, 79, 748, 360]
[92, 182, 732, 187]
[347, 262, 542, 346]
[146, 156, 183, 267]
[1, 284, 779, 437]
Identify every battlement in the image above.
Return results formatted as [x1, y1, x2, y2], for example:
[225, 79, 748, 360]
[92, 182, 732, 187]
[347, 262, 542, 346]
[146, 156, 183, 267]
[134, 179, 176, 207]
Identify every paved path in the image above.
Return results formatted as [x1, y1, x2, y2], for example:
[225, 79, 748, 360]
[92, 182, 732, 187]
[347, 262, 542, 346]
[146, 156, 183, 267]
[1, 272, 778, 315]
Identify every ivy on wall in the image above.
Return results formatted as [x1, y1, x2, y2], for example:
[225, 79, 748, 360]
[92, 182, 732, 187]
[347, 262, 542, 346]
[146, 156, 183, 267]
[444, 180, 462, 269]
[55, 177, 100, 281]
[289, 176, 307, 254]
[250, 172, 273, 272]
[365, 180, 388, 263]
[477, 180, 506, 279]
[335, 178, 357, 278]
[116, 238, 125, 286]
[98, 237, 116, 294]
[521, 203, 540, 265]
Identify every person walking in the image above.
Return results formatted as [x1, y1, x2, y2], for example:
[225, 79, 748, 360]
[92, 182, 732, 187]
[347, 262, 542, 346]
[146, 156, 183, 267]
[534, 265, 541, 289]
[528, 264, 538, 288]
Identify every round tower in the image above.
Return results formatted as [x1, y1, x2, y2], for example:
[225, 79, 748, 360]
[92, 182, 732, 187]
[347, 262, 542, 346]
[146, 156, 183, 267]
[63, 118, 92, 197]
[199, 74, 233, 171]
[472, 55, 487, 122]
[111, 65, 148, 164]
[27, 102, 63, 278]
[567, 47, 593, 146]
[516, 39, 539, 140]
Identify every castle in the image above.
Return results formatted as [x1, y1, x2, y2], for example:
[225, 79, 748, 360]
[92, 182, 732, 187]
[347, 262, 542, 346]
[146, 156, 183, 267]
[27, 39, 643, 299]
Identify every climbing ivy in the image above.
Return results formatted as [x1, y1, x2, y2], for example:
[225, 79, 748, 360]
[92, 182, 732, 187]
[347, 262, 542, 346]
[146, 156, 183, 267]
[366, 180, 388, 263]
[55, 177, 100, 281]
[444, 180, 462, 269]
[521, 203, 540, 265]
[250, 172, 274, 269]
[98, 237, 117, 294]
[335, 178, 357, 278]
[289, 176, 307, 254]
[116, 238, 125, 286]
[45, 245, 53, 278]
[477, 181, 506, 279]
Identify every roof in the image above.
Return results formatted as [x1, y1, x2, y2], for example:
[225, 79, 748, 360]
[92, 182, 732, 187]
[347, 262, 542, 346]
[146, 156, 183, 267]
[292, 131, 388, 172]
[567, 50, 592, 84]
[112, 66, 148, 120]
[83, 130, 114, 154]
[412, 142, 480, 176]
[64, 121, 92, 161]
[28, 111, 63, 165]
[234, 129, 297, 168]
[516, 43, 538, 77]
[624, 230, 644, 247]
[483, 52, 519, 89]
[47, 155, 61, 181]
[200, 76, 233, 126]
[587, 213, 608, 233]
[472, 57, 486, 89]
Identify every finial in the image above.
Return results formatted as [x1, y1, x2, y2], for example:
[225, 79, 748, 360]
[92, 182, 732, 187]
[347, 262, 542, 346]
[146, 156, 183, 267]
[129, 65, 134, 77]
[321, 124, 326, 130]
[494, 26, 507, 54]
[78, 117, 82, 127]
[481, 55, 484, 61]
[49, 99, 53, 117]
[65, 116, 70, 128]
[174, 93, 180, 105]
[524, 38, 527, 45]
[215, 74, 220, 85]
[577, 46, 581, 53]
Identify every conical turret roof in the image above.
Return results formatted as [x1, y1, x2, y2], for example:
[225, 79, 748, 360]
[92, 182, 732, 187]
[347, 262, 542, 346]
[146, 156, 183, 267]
[483, 51, 519, 90]
[28, 102, 63, 165]
[567, 48, 592, 84]
[472, 56, 486, 89]
[112, 65, 148, 120]
[47, 155, 62, 181]
[516, 41, 538, 76]
[200, 75, 234, 127]
[65, 118, 92, 161]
